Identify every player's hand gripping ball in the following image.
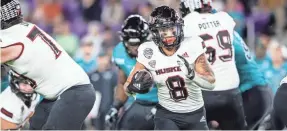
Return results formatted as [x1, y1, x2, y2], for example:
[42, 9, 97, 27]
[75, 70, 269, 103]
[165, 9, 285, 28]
[128, 69, 154, 94]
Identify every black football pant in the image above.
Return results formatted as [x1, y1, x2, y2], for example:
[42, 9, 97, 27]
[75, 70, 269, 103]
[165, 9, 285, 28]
[29, 84, 96, 130]
[116, 99, 156, 130]
[242, 85, 272, 129]
[154, 104, 208, 130]
[271, 83, 287, 130]
[202, 88, 247, 130]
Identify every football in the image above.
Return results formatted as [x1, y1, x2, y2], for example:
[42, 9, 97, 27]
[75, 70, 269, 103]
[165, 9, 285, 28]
[132, 69, 154, 94]
[134, 69, 153, 82]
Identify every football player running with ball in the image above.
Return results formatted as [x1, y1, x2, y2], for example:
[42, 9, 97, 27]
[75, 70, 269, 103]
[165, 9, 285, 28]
[105, 14, 158, 130]
[123, 6, 215, 130]
[0, 69, 42, 130]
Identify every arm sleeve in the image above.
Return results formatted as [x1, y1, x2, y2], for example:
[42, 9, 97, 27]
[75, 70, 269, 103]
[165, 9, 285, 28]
[0, 37, 22, 48]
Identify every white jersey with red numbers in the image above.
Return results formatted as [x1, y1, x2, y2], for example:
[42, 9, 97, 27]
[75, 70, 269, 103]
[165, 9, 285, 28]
[183, 11, 239, 91]
[0, 86, 41, 126]
[137, 36, 206, 113]
[0, 22, 90, 99]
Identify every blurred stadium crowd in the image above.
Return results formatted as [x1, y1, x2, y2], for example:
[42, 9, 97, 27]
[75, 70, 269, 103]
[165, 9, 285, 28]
[1, 0, 287, 129]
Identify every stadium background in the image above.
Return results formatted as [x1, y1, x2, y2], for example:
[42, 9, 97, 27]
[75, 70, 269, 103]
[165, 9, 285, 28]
[1, 0, 287, 130]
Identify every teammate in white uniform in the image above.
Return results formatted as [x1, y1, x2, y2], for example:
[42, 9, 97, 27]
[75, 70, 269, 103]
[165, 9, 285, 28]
[0, 69, 41, 130]
[123, 6, 215, 130]
[180, 0, 246, 129]
[0, 0, 95, 129]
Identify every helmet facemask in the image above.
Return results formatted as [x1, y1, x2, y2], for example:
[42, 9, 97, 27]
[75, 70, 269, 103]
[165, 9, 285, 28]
[1, 0, 23, 29]
[150, 22, 184, 50]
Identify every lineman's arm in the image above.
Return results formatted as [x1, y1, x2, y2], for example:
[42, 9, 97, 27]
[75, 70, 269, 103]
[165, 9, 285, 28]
[1, 43, 23, 64]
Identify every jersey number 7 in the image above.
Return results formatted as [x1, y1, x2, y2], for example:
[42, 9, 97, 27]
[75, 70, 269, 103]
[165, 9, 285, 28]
[200, 30, 232, 65]
[26, 26, 62, 59]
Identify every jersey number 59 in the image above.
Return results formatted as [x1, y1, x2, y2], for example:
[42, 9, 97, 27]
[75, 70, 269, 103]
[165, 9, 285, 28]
[200, 30, 232, 65]
[26, 26, 62, 59]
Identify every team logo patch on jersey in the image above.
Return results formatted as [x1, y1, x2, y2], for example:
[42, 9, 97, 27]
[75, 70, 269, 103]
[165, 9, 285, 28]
[143, 48, 153, 59]
[148, 60, 156, 68]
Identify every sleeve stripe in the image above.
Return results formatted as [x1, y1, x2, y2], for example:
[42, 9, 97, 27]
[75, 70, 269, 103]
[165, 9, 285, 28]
[1, 108, 13, 118]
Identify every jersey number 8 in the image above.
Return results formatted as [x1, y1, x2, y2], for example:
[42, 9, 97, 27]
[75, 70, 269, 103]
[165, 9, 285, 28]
[166, 75, 188, 101]
[200, 30, 232, 65]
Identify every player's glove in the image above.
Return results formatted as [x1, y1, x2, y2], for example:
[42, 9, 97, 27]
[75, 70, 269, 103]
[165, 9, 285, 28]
[105, 107, 118, 127]
[177, 55, 195, 80]
[105, 100, 124, 128]
[127, 69, 153, 94]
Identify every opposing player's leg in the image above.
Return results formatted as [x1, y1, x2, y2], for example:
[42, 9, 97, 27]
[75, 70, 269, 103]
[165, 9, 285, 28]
[242, 85, 273, 129]
[117, 100, 156, 130]
[42, 84, 96, 130]
[29, 99, 55, 130]
[270, 83, 287, 130]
